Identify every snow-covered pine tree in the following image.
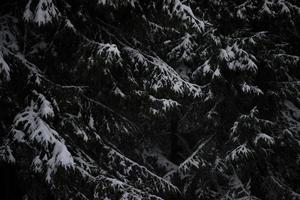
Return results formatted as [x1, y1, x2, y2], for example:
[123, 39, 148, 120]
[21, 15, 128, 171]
[0, 0, 300, 199]
[172, 0, 300, 199]
[0, 0, 205, 199]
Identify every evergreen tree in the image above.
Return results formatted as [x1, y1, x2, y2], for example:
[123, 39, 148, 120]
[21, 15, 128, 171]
[0, 0, 299, 199]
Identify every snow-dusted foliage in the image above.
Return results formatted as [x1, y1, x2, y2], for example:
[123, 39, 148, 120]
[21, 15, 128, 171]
[0, 0, 300, 199]
[97, 0, 138, 8]
[167, 33, 196, 63]
[170, 0, 300, 199]
[258, 0, 300, 18]
[9, 92, 74, 182]
[219, 43, 257, 73]
[95, 43, 121, 64]
[0, 52, 10, 81]
[225, 107, 275, 163]
[177, 136, 213, 174]
[240, 82, 263, 95]
[148, 95, 181, 117]
[1, 87, 179, 198]
[0, 0, 201, 198]
[163, 0, 206, 33]
[0, 15, 18, 81]
[124, 47, 202, 98]
[94, 175, 164, 200]
[23, 0, 59, 25]
[192, 38, 263, 97]
[222, 172, 259, 200]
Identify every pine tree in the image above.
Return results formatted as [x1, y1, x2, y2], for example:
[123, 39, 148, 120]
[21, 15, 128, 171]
[0, 0, 300, 199]
[171, 0, 300, 199]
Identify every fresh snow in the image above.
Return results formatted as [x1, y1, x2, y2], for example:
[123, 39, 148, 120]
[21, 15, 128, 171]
[11, 93, 75, 182]
[254, 133, 275, 146]
[0, 52, 10, 81]
[163, 0, 205, 33]
[227, 143, 253, 161]
[24, 0, 59, 26]
[124, 47, 202, 97]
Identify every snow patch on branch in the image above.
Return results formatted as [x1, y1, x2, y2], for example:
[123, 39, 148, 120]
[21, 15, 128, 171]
[103, 144, 180, 194]
[97, 0, 138, 8]
[0, 16, 19, 81]
[0, 52, 10, 81]
[192, 59, 214, 79]
[11, 92, 74, 182]
[219, 43, 257, 73]
[163, 0, 205, 33]
[124, 47, 202, 98]
[241, 82, 263, 95]
[178, 136, 214, 173]
[96, 43, 121, 64]
[95, 175, 164, 200]
[226, 143, 253, 161]
[24, 0, 60, 26]
[149, 95, 181, 112]
[167, 33, 196, 63]
[0, 143, 15, 163]
[254, 133, 275, 146]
